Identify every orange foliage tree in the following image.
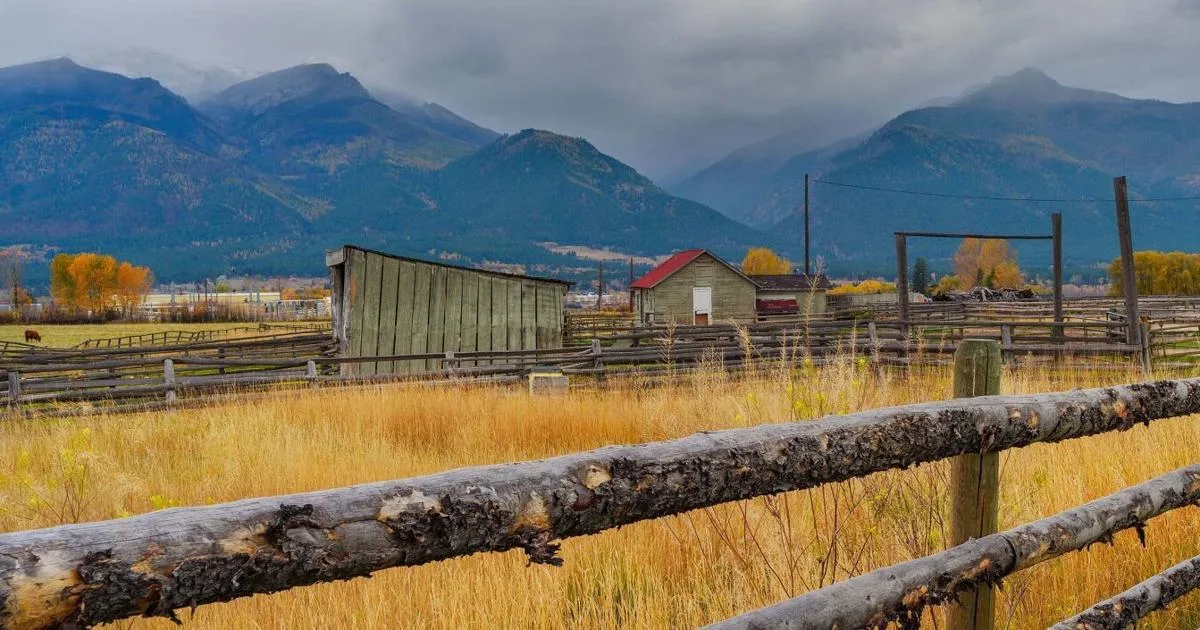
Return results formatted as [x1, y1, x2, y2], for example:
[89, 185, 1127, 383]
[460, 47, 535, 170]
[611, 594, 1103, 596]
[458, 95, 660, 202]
[953, 238, 1022, 288]
[50, 253, 154, 316]
[741, 247, 791, 275]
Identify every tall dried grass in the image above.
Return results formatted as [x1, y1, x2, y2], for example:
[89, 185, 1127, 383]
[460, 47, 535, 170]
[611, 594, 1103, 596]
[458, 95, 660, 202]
[0, 354, 1197, 629]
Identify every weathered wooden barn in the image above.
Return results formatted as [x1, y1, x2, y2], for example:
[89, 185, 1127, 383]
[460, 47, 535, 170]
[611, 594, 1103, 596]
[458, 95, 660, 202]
[631, 250, 758, 324]
[327, 245, 571, 374]
[631, 250, 830, 324]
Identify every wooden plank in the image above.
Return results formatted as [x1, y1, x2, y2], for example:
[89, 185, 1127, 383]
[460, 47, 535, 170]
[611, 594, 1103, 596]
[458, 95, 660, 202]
[476, 275, 492, 363]
[551, 286, 564, 348]
[535, 284, 556, 350]
[427, 267, 447, 371]
[393, 261, 416, 374]
[359, 252, 385, 377]
[506, 278, 522, 352]
[461, 273, 479, 367]
[376, 256, 401, 375]
[522, 281, 537, 351]
[4, 381, 1200, 629]
[347, 248, 367, 376]
[409, 264, 432, 373]
[490, 278, 508, 354]
[443, 269, 464, 357]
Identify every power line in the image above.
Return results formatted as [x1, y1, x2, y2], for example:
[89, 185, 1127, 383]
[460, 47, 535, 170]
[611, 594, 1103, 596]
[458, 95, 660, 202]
[811, 178, 1200, 203]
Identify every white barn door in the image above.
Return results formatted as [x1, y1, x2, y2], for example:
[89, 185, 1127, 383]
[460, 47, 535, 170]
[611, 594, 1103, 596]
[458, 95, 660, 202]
[692, 287, 712, 325]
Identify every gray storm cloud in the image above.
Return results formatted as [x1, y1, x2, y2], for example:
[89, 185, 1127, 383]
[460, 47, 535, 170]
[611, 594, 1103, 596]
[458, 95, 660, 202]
[2, 0, 1200, 180]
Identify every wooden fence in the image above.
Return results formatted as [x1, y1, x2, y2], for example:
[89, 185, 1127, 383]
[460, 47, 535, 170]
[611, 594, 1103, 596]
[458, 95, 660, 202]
[2, 316, 1163, 416]
[72, 323, 332, 349]
[0, 375, 1196, 628]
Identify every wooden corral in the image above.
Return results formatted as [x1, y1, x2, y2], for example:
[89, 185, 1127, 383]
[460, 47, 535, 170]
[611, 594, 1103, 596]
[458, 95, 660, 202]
[327, 246, 571, 376]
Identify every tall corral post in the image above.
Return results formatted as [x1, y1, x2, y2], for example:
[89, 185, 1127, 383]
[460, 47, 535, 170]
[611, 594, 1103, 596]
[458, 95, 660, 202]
[948, 339, 1001, 630]
[7, 371, 20, 410]
[1113, 176, 1140, 347]
[895, 234, 910, 344]
[163, 359, 176, 405]
[1051, 212, 1064, 342]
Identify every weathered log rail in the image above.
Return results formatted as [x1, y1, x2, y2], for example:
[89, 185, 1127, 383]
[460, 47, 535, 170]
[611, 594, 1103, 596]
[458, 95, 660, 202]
[1052, 555, 1200, 629]
[0, 379, 1198, 628]
[708, 465, 1200, 629]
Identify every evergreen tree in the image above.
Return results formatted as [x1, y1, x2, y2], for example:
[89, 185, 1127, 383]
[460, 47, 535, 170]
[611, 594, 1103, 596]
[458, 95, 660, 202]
[911, 258, 930, 295]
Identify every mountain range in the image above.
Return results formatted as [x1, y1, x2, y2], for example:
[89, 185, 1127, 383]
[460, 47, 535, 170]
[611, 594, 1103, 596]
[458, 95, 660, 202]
[0, 58, 759, 283]
[5, 58, 1200, 284]
[677, 68, 1200, 273]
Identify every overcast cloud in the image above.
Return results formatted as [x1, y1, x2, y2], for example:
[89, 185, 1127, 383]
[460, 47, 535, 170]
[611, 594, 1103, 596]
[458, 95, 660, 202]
[3, 0, 1200, 180]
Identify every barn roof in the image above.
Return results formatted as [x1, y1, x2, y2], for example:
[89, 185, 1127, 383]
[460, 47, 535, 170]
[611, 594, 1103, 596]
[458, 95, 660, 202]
[751, 274, 832, 291]
[630, 249, 752, 289]
[327, 245, 573, 286]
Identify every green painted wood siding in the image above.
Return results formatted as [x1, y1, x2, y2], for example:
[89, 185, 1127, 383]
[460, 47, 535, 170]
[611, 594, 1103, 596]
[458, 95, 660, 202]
[336, 248, 566, 374]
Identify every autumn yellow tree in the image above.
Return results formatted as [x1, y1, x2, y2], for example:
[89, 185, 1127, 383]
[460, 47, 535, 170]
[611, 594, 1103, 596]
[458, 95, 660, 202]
[1109, 251, 1200, 296]
[116, 262, 155, 315]
[50, 252, 154, 316]
[741, 248, 791, 275]
[953, 238, 1022, 288]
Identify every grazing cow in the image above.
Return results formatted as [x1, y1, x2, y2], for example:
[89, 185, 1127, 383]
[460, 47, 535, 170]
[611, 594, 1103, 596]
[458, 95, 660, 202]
[24, 329, 41, 343]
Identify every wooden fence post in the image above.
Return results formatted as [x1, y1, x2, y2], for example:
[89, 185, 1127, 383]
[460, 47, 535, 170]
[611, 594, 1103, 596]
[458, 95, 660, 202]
[1141, 321, 1152, 375]
[948, 339, 1001, 630]
[163, 359, 176, 405]
[306, 360, 318, 390]
[7, 371, 19, 410]
[1000, 325, 1014, 367]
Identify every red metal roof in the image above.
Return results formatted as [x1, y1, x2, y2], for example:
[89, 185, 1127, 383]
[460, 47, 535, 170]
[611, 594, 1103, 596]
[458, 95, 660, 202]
[630, 249, 707, 289]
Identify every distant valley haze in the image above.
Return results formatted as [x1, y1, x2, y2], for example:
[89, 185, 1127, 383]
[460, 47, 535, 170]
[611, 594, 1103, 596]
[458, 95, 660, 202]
[4, 0, 1200, 282]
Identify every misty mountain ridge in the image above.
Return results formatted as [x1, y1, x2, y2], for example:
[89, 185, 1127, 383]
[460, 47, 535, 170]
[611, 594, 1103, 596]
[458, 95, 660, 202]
[0, 59, 760, 281]
[679, 67, 1200, 270]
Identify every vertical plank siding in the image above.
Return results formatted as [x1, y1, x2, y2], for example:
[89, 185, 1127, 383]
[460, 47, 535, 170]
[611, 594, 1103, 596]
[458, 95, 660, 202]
[333, 247, 568, 373]
[347, 249, 368, 376]
[427, 268, 447, 371]
[461, 274, 479, 367]
[394, 262, 416, 373]
[359, 253, 385, 377]
[376, 256, 401, 374]
[409, 264, 432, 374]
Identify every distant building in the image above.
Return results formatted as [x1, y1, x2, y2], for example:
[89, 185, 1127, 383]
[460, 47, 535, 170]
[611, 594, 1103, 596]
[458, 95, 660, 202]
[631, 249, 830, 324]
[327, 245, 572, 375]
[752, 274, 831, 317]
[631, 250, 758, 324]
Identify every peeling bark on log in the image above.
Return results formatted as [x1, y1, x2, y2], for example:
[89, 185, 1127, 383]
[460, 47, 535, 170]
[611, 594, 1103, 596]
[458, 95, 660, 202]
[707, 465, 1200, 630]
[1051, 555, 1200, 629]
[1, 380, 1200, 628]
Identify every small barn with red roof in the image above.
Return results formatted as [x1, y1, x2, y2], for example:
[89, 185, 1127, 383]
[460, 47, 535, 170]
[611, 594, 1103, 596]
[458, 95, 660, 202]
[630, 249, 758, 324]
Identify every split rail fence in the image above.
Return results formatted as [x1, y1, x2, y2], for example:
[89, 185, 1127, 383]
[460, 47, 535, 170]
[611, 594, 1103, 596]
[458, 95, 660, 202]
[0, 373, 1197, 628]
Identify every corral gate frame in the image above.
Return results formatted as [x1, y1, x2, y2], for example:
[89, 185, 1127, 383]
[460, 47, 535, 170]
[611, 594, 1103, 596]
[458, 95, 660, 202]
[894, 212, 1063, 340]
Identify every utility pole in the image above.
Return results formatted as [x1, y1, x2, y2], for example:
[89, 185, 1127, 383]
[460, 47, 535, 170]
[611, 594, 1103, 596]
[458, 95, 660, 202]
[628, 258, 634, 312]
[1113, 176, 1140, 346]
[597, 261, 604, 310]
[804, 173, 811, 276]
[1051, 213, 1063, 342]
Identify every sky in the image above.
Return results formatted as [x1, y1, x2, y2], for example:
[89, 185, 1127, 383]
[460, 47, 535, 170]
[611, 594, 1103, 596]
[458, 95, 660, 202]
[3, 0, 1200, 181]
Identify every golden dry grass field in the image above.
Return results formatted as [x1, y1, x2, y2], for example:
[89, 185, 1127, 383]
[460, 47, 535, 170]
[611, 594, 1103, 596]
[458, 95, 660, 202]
[0, 323, 271, 348]
[0, 358, 1197, 628]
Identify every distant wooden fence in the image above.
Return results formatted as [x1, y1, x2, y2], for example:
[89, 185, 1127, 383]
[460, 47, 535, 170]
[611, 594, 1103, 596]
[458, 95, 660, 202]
[0, 377, 1196, 628]
[72, 323, 332, 349]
